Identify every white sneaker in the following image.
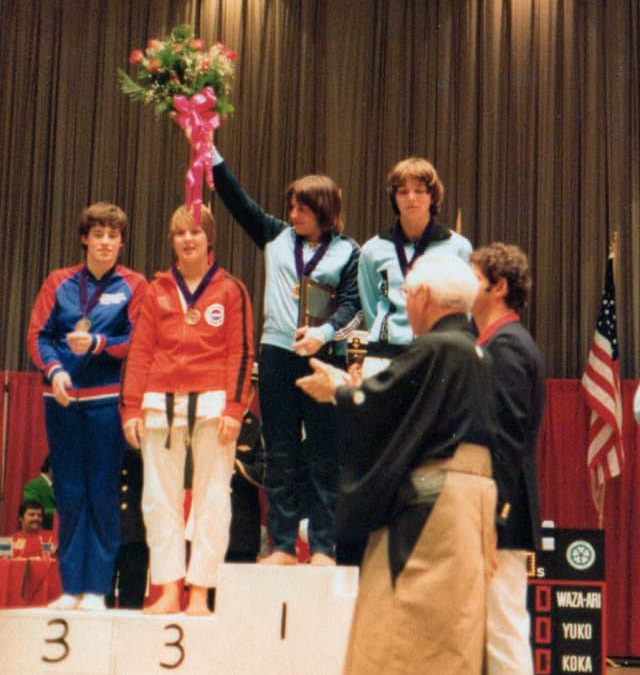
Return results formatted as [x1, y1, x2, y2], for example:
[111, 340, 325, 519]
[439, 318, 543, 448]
[48, 594, 80, 610]
[77, 593, 106, 612]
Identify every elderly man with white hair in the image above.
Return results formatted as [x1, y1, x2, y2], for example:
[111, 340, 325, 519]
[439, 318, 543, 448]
[297, 254, 502, 674]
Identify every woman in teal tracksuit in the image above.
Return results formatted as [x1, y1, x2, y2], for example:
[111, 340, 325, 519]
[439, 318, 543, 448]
[212, 150, 360, 564]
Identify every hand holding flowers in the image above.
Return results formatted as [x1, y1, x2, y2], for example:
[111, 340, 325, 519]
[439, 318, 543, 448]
[119, 24, 237, 224]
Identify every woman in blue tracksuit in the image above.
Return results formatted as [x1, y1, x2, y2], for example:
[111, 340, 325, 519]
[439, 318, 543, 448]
[212, 150, 360, 564]
[28, 202, 147, 610]
[342, 157, 473, 566]
[358, 157, 472, 363]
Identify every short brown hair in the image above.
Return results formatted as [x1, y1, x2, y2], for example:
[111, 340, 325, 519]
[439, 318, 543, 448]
[470, 243, 531, 313]
[169, 205, 216, 250]
[386, 157, 444, 217]
[285, 175, 344, 234]
[77, 202, 129, 249]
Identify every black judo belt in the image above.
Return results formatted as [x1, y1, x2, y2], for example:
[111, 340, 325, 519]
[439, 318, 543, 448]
[164, 392, 198, 489]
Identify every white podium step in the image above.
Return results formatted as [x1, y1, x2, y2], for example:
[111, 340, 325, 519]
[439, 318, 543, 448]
[0, 563, 359, 674]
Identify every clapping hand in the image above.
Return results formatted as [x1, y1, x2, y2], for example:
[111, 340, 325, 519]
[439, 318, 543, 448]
[296, 358, 352, 403]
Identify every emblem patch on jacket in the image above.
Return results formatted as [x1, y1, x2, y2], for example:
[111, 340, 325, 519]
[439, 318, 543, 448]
[205, 303, 225, 326]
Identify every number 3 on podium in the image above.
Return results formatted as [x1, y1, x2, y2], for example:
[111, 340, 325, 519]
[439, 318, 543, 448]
[160, 623, 185, 669]
[42, 618, 70, 663]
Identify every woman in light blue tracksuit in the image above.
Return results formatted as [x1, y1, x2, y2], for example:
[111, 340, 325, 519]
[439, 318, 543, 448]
[212, 151, 360, 564]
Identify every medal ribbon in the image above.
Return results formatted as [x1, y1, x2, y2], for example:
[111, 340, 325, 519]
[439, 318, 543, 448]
[171, 261, 219, 310]
[294, 234, 330, 281]
[392, 221, 435, 277]
[79, 266, 115, 322]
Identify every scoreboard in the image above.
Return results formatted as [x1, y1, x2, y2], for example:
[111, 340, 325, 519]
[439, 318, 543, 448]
[527, 528, 605, 674]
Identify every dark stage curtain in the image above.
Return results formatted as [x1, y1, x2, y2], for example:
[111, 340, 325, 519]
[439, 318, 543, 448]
[0, 0, 639, 378]
[1, 374, 639, 656]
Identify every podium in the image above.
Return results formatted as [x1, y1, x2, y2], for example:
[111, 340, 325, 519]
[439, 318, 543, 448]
[0, 563, 358, 674]
[527, 527, 606, 675]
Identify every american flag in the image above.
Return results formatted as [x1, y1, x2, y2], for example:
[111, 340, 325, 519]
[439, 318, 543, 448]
[581, 254, 624, 514]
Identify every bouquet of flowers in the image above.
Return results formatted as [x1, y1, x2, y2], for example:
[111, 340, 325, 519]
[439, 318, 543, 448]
[119, 24, 238, 224]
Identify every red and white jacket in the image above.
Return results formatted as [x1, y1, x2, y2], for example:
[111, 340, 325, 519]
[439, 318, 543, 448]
[121, 265, 254, 424]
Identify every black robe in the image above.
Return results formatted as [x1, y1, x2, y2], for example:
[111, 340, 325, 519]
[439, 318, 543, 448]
[335, 313, 499, 543]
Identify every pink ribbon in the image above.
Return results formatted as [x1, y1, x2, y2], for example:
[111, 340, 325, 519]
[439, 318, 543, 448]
[172, 86, 220, 227]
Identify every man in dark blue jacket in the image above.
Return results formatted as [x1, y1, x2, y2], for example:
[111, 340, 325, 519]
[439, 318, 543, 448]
[471, 243, 545, 675]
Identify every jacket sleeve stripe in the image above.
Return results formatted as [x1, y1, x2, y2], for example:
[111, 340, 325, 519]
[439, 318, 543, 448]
[229, 276, 253, 403]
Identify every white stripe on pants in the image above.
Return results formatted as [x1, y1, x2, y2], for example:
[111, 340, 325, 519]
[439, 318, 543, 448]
[486, 549, 534, 674]
[141, 419, 235, 587]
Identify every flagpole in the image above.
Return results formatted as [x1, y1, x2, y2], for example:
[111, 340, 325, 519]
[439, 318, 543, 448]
[597, 483, 605, 530]
[455, 209, 462, 234]
[581, 238, 624, 524]
[603, 326, 631, 675]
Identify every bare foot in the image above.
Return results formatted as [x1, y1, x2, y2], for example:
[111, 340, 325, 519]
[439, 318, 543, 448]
[185, 585, 211, 616]
[257, 550, 298, 565]
[309, 552, 336, 566]
[143, 581, 181, 614]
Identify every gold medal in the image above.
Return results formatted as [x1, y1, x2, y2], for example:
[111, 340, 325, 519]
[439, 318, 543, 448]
[292, 283, 300, 299]
[185, 308, 201, 325]
[75, 317, 92, 331]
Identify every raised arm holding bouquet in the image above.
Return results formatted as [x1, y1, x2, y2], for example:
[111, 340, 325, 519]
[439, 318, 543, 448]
[119, 24, 237, 226]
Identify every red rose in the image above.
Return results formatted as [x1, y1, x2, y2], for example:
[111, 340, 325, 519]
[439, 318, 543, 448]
[225, 49, 238, 61]
[190, 39, 206, 51]
[129, 49, 144, 65]
[147, 58, 162, 73]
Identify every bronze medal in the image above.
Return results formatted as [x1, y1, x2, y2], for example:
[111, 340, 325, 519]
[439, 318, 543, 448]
[185, 308, 201, 325]
[75, 317, 92, 331]
[292, 283, 300, 299]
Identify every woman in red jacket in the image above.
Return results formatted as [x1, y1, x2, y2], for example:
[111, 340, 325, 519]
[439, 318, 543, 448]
[121, 205, 254, 615]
